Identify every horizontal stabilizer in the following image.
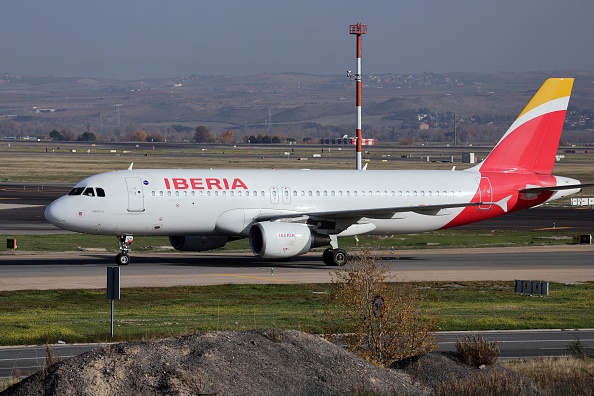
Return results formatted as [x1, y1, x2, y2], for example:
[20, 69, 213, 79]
[518, 183, 594, 193]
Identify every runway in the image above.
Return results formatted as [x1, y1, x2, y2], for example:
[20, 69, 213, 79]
[1, 244, 593, 290]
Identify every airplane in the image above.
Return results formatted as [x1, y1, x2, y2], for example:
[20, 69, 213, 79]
[45, 78, 589, 266]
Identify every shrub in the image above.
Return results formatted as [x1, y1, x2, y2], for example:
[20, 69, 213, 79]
[326, 253, 438, 366]
[455, 334, 500, 367]
[567, 337, 590, 359]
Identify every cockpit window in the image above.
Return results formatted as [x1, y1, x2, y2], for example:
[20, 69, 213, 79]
[68, 187, 106, 197]
[68, 187, 85, 196]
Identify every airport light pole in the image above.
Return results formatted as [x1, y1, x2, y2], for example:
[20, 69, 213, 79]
[349, 22, 367, 170]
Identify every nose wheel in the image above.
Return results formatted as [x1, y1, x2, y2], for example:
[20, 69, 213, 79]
[116, 235, 133, 265]
[115, 252, 130, 265]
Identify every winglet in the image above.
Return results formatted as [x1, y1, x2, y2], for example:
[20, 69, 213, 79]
[128, 163, 134, 171]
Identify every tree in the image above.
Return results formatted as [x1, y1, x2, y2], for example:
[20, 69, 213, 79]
[131, 130, 148, 142]
[49, 129, 65, 141]
[326, 253, 438, 366]
[193, 125, 213, 143]
[219, 130, 234, 144]
[60, 128, 77, 141]
[79, 131, 97, 141]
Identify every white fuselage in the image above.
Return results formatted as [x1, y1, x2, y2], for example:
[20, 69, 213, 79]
[45, 168, 483, 236]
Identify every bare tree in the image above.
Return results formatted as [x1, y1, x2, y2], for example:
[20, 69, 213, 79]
[327, 253, 438, 366]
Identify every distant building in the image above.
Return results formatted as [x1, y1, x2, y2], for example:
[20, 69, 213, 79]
[320, 137, 377, 146]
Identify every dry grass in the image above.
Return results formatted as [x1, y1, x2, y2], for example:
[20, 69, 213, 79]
[2, 142, 593, 185]
[502, 357, 594, 396]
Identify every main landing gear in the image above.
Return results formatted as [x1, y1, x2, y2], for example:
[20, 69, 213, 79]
[115, 235, 133, 265]
[322, 247, 348, 266]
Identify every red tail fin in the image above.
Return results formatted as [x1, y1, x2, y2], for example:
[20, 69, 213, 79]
[473, 78, 573, 175]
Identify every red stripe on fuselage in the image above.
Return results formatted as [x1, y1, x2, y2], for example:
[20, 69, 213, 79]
[441, 173, 556, 229]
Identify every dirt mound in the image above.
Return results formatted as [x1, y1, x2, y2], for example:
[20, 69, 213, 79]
[1, 329, 429, 396]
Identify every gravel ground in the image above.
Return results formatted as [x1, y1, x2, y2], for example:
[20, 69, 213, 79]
[0, 329, 535, 396]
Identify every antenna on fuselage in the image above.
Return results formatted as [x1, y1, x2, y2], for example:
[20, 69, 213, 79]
[128, 163, 134, 171]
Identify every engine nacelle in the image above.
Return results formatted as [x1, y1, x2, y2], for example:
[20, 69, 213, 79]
[169, 235, 228, 252]
[249, 221, 331, 259]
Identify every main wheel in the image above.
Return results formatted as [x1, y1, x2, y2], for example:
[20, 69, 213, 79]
[115, 253, 130, 265]
[322, 248, 335, 266]
[332, 249, 348, 266]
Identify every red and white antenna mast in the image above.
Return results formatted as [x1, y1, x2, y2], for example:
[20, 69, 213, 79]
[349, 22, 367, 170]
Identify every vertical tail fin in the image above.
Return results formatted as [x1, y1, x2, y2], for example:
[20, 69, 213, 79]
[472, 78, 574, 175]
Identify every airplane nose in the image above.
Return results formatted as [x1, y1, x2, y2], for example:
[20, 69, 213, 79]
[44, 198, 67, 226]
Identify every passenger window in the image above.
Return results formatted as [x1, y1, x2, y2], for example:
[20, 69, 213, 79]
[96, 188, 105, 197]
[151, 191, 156, 197]
[159, 191, 164, 196]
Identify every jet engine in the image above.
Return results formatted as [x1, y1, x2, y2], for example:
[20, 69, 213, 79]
[169, 235, 228, 251]
[249, 221, 330, 259]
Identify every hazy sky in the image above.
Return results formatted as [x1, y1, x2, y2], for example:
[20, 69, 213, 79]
[2, 0, 594, 79]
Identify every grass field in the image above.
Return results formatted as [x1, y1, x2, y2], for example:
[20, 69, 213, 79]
[2, 142, 594, 184]
[0, 281, 593, 346]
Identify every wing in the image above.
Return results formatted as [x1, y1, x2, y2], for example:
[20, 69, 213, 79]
[254, 197, 511, 223]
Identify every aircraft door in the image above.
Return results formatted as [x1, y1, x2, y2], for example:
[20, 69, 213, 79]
[126, 177, 145, 212]
[478, 177, 492, 210]
[270, 187, 279, 204]
[282, 186, 291, 204]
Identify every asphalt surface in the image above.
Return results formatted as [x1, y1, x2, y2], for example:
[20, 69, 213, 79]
[1, 245, 594, 290]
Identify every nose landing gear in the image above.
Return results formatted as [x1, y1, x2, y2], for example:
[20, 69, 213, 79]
[115, 235, 133, 265]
